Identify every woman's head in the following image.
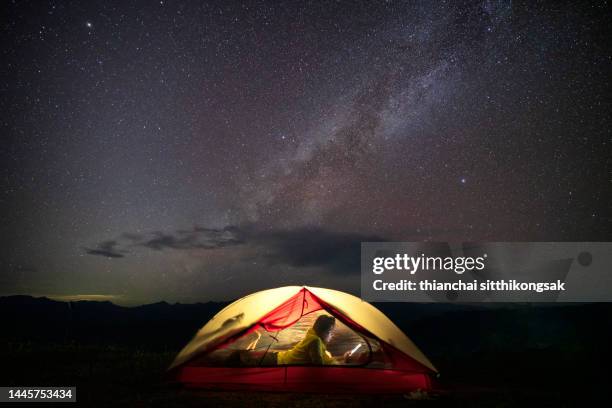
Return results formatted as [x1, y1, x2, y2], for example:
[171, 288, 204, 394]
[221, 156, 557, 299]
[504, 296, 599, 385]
[313, 315, 336, 342]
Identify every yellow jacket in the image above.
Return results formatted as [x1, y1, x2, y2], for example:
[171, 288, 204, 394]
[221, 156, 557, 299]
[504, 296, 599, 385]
[277, 328, 336, 365]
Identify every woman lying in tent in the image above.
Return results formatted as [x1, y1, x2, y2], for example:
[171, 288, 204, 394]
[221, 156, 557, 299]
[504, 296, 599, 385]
[227, 315, 359, 366]
[277, 315, 346, 365]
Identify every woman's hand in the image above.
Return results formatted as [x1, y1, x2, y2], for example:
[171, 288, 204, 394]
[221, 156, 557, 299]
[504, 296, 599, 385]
[343, 351, 352, 363]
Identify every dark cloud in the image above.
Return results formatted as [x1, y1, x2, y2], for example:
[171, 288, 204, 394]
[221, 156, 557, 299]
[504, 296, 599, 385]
[83, 241, 126, 258]
[84, 227, 244, 257]
[141, 227, 244, 251]
[254, 228, 386, 275]
[86, 225, 384, 275]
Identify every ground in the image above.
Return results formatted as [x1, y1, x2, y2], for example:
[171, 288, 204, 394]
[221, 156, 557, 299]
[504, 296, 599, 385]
[1, 342, 607, 407]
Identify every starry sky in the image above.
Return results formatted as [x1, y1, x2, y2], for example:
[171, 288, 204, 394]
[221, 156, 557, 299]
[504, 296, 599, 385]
[1, 0, 610, 305]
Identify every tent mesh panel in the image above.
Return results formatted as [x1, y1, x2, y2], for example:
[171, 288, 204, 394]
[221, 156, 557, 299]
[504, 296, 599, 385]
[189, 311, 393, 368]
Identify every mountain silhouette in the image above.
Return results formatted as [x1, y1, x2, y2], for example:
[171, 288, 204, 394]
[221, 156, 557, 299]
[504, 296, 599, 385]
[1, 296, 610, 358]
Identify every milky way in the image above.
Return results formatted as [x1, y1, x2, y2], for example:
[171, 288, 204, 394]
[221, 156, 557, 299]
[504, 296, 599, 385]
[1, 1, 610, 304]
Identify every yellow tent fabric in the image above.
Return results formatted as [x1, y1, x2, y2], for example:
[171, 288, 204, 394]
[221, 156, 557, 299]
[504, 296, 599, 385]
[169, 286, 437, 372]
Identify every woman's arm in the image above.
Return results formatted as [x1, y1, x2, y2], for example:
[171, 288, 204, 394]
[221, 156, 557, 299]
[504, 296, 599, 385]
[308, 340, 324, 365]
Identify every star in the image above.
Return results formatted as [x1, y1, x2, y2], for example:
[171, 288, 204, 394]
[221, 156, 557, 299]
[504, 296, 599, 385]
[0, 0, 608, 303]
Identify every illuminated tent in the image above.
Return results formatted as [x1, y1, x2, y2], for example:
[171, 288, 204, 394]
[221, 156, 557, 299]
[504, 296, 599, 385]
[169, 286, 437, 393]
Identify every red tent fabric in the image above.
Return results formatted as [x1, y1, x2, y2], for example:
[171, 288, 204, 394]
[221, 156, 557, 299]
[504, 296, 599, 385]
[169, 287, 436, 393]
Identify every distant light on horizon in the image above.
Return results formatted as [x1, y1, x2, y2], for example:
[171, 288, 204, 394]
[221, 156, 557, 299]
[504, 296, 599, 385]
[47, 294, 122, 302]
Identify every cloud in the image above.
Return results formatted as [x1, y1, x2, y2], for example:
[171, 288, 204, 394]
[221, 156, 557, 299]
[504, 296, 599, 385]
[83, 240, 126, 258]
[253, 228, 385, 275]
[85, 225, 385, 275]
[140, 227, 244, 251]
[84, 227, 244, 258]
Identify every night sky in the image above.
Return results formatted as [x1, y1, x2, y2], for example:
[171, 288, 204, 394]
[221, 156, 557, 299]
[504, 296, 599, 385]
[2, 0, 610, 304]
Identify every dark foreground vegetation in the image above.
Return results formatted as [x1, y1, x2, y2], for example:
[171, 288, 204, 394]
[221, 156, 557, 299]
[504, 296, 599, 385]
[1, 296, 610, 406]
